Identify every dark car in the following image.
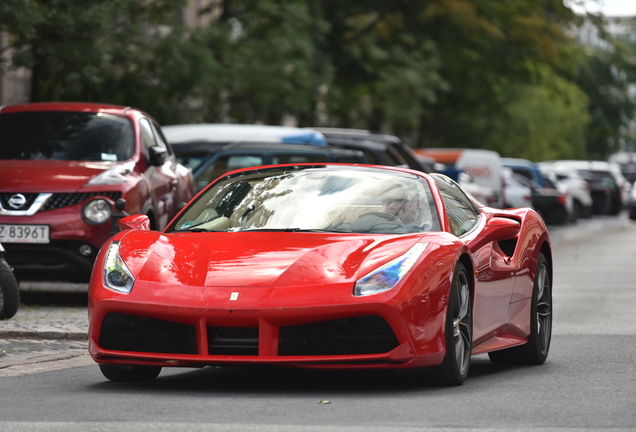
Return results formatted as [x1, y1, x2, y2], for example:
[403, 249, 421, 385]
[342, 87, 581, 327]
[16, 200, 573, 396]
[0, 102, 196, 283]
[512, 173, 569, 225]
[313, 128, 433, 173]
[163, 124, 366, 191]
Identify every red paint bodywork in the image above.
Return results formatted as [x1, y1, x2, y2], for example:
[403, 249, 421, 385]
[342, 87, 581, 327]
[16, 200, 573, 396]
[88, 163, 551, 370]
[0, 102, 195, 282]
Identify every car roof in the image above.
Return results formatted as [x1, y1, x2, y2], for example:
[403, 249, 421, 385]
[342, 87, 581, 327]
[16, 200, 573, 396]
[0, 101, 141, 117]
[501, 157, 538, 168]
[162, 124, 327, 146]
[172, 141, 358, 155]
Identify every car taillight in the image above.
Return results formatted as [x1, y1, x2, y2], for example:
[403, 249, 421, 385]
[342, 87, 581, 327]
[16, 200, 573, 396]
[558, 193, 567, 205]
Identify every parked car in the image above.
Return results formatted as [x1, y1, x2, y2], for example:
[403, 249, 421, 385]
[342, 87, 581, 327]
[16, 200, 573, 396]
[540, 160, 626, 216]
[628, 179, 636, 220]
[163, 124, 365, 191]
[89, 163, 552, 385]
[414, 148, 506, 208]
[608, 151, 636, 184]
[0, 242, 19, 319]
[502, 157, 550, 187]
[458, 172, 496, 207]
[538, 162, 593, 220]
[511, 173, 569, 225]
[0, 102, 196, 283]
[503, 168, 533, 209]
[313, 127, 434, 173]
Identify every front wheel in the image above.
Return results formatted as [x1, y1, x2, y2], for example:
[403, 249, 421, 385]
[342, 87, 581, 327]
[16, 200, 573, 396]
[99, 364, 162, 382]
[0, 257, 19, 320]
[489, 253, 552, 365]
[431, 262, 473, 386]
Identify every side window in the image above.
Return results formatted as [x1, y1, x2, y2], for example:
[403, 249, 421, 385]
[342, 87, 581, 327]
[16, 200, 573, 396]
[150, 121, 173, 155]
[139, 118, 157, 160]
[432, 174, 480, 237]
[272, 153, 328, 164]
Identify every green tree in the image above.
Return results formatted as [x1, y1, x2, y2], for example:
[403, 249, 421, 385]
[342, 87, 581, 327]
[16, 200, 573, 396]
[574, 37, 636, 159]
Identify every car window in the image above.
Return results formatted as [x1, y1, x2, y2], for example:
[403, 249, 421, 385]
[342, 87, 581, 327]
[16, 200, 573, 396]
[272, 154, 328, 164]
[196, 154, 265, 190]
[0, 111, 134, 161]
[139, 118, 158, 161]
[432, 174, 480, 237]
[150, 121, 173, 155]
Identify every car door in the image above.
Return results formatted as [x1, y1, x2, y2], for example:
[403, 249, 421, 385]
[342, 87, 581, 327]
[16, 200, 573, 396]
[433, 175, 516, 340]
[139, 118, 177, 229]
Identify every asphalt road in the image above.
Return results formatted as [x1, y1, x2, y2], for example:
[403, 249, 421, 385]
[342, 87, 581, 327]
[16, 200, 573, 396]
[0, 215, 635, 431]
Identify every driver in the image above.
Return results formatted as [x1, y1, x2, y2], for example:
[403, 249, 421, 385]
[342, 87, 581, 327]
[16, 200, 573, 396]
[350, 184, 423, 233]
[382, 186, 420, 225]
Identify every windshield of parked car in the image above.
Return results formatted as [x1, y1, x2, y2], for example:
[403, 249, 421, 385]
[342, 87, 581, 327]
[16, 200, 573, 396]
[0, 111, 134, 161]
[167, 166, 441, 234]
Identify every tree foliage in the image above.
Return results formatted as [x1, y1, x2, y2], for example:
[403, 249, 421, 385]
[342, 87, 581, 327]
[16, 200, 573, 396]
[2, 0, 634, 160]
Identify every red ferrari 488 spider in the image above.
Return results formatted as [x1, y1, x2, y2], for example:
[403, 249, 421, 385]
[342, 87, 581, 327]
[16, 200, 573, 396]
[88, 164, 553, 385]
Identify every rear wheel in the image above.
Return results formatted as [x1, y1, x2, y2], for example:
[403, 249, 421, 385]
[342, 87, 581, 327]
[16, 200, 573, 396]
[0, 257, 19, 320]
[431, 262, 472, 386]
[99, 364, 162, 382]
[489, 253, 552, 365]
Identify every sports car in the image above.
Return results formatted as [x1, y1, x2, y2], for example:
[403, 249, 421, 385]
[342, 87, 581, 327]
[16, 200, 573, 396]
[88, 163, 553, 386]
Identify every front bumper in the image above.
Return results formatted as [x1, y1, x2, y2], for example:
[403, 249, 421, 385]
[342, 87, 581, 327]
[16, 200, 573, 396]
[88, 283, 446, 370]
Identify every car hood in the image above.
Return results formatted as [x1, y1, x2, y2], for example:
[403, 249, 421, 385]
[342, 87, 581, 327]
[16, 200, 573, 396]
[0, 160, 117, 192]
[116, 230, 430, 288]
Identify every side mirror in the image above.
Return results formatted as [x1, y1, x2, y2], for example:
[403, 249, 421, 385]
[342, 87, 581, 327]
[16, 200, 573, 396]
[148, 145, 168, 166]
[469, 216, 520, 252]
[118, 214, 151, 231]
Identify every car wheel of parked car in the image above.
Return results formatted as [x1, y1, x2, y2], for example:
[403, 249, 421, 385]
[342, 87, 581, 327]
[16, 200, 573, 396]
[99, 364, 162, 382]
[0, 257, 19, 320]
[488, 253, 552, 365]
[431, 262, 472, 386]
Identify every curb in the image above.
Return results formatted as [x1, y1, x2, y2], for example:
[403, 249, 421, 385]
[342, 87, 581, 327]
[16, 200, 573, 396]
[0, 329, 88, 341]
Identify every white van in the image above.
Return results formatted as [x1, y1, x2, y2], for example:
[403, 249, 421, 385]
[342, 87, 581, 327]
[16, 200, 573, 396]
[413, 148, 505, 208]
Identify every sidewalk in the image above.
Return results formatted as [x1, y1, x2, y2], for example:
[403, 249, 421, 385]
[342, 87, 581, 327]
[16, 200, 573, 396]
[0, 213, 632, 342]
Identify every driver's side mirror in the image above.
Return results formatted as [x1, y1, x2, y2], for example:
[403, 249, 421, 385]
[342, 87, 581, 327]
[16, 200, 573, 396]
[148, 145, 168, 166]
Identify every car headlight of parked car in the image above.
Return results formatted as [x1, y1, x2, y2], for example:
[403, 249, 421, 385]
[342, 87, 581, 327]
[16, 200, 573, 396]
[354, 243, 429, 296]
[103, 241, 135, 293]
[82, 198, 112, 225]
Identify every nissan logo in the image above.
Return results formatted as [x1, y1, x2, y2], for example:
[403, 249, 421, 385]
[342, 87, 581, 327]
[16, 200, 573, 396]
[8, 194, 27, 209]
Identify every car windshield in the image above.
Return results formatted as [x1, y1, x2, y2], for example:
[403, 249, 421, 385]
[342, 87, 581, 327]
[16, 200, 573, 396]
[0, 111, 134, 161]
[167, 166, 441, 234]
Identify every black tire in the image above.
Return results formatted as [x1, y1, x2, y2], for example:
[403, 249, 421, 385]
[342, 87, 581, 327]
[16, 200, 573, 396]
[489, 253, 552, 365]
[99, 364, 162, 382]
[431, 262, 473, 386]
[0, 257, 19, 320]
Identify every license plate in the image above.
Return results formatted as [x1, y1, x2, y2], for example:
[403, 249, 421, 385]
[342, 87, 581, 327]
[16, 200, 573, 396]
[0, 224, 50, 244]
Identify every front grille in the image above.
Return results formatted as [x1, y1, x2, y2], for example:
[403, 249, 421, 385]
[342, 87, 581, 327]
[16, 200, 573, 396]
[207, 326, 259, 355]
[0, 192, 121, 212]
[42, 192, 121, 211]
[0, 193, 38, 211]
[99, 313, 198, 354]
[278, 316, 399, 356]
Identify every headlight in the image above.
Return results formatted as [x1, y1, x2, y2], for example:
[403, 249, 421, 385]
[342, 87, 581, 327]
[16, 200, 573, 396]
[82, 198, 112, 225]
[103, 241, 135, 293]
[354, 243, 429, 297]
